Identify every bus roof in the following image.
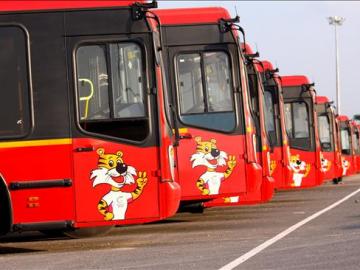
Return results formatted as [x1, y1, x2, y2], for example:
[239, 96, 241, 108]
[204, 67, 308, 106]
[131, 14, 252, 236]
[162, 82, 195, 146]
[337, 115, 350, 122]
[153, 7, 231, 25]
[242, 43, 254, 54]
[316, 96, 331, 104]
[281, 75, 311, 87]
[260, 60, 275, 72]
[0, 1, 143, 12]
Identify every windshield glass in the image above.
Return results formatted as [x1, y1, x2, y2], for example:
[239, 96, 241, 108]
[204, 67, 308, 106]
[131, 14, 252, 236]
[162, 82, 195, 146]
[264, 90, 277, 147]
[341, 128, 351, 154]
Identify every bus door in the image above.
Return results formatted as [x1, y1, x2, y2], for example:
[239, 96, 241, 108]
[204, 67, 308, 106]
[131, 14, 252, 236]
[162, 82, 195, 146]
[317, 105, 336, 181]
[168, 45, 247, 201]
[263, 81, 285, 188]
[65, 9, 162, 225]
[340, 120, 353, 176]
[284, 96, 317, 188]
[355, 127, 360, 173]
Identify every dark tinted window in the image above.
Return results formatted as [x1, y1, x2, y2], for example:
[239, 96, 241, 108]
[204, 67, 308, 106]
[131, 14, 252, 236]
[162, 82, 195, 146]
[176, 51, 235, 132]
[341, 127, 351, 155]
[285, 101, 313, 150]
[318, 115, 333, 151]
[264, 90, 277, 147]
[0, 26, 31, 138]
[76, 42, 148, 141]
[285, 102, 309, 139]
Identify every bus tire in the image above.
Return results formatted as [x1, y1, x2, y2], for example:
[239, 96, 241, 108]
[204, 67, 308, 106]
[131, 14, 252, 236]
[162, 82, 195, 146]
[0, 178, 12, 235]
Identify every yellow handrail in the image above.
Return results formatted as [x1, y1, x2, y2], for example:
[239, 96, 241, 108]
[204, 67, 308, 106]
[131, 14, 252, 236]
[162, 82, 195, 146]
[78, 78, 94, 120]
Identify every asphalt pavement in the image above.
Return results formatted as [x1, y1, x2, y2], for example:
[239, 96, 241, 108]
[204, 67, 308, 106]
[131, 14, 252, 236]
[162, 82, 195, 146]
[1, 176, 360, 270]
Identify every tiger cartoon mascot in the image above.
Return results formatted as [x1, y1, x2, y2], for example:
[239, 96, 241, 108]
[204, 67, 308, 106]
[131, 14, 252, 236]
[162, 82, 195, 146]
[320, 153, 332, 173]
[342, 157, 350, 176]
[190, 137, 236, 195]
[270, 160, 277, 176]
[289, 154, 311, 187]
[90, 148, 148, 221]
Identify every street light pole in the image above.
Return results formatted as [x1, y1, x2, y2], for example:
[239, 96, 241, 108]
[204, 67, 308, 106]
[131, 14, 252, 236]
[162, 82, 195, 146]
[328, 16, 345, 115]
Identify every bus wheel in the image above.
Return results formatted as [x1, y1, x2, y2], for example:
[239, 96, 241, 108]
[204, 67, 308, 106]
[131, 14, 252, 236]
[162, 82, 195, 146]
[41, 226, 113, 239]
[333, 177, 342, 185]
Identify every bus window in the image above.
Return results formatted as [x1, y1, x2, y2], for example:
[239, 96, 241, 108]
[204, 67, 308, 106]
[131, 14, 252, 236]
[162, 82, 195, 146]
[284, 103, 293, 139]
[176, 51, 235, 132]
[204, 52, 232, 113]
[285, 102, 309, 139]
[177, 53, 204, 114]
[110, 43, 145, 118]
[264, 90, 276, 147]
[75, 42, 148, 141]
[318, 115, 332, 151]
[352, 131, 359, 154]
[341, 128, 351, 155]
[77, 45, 110, 120]
[284, 101, 311, 150]
[0, 26, 31, 138]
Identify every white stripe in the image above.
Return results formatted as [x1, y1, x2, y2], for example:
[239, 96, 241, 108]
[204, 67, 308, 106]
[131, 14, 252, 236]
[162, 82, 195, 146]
[219, 188, 360, 270]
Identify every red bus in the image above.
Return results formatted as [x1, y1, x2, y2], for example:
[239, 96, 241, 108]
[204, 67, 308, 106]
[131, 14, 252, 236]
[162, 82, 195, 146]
[353, 124, 360, 173]
[258, 60, 293, 189]
[204, 44, 276, 207]
[350, 120, 360, 174]
[337, 115, 355, 177]
[151, 8, 263, 211]
[281, 76, 323, 188]
[315, 96, 343, 183]
[0, 1, 182, 236]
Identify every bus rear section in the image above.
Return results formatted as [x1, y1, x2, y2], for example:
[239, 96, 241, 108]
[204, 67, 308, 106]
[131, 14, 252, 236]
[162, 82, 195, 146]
[281, 76, 323, 188]
[316, 96, 343, 183]
[338, 115, 355, 177]
[0, 2, 181, 236]
[152, 8, 262, 210]
[258, 60, 293, 190]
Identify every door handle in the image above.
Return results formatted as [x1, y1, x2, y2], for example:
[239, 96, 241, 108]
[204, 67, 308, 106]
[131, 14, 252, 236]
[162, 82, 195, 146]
[180, 133, 193, 140]
[75, 146, 94, 152]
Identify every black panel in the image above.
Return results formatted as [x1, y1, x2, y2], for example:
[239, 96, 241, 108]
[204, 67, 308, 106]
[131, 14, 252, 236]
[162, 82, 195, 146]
[282, 85, 312, 99]
[0, 13, 70, 139]
[65, 8, 149, 36]
[162, 24, 235, 47]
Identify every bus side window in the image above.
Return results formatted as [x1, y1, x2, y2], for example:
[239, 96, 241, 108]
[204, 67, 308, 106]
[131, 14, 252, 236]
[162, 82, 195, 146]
[0, 26, 31, 139]
[341, 128, 351, 155]
[75, 42, 148, 142]
[176, 51, 236, 133]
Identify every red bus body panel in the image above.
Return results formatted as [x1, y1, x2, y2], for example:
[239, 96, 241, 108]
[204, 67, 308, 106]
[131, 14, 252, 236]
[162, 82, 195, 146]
[0, 2, 182, 233]
[152, 8, 263, 204]
[316, 96, 343, 182]
[338, 115, 355, 177]
[281, 76, 323, 188]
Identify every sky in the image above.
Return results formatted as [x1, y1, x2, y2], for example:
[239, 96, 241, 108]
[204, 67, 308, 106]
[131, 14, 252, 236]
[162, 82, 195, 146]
[157, 1, 360, 118]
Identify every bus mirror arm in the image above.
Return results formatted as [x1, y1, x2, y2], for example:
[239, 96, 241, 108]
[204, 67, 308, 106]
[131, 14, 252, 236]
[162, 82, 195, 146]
[132, 0, 158, 20]
[169, 104, 180, 147]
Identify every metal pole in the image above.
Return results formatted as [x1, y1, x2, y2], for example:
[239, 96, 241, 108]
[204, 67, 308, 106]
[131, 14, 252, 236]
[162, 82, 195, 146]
[335, 23, 341, 114]
[328, 16, 344, 115]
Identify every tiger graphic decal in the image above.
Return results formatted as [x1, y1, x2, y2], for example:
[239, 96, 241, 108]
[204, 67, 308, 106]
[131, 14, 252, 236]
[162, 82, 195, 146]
[289, 154, 311, 187]
[342, 157, 350, 176]
[190, 137, 237, 195]
[270, 160, 277, 176]
[90, 148, 148, 221]
[320, 153, 332, 173]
